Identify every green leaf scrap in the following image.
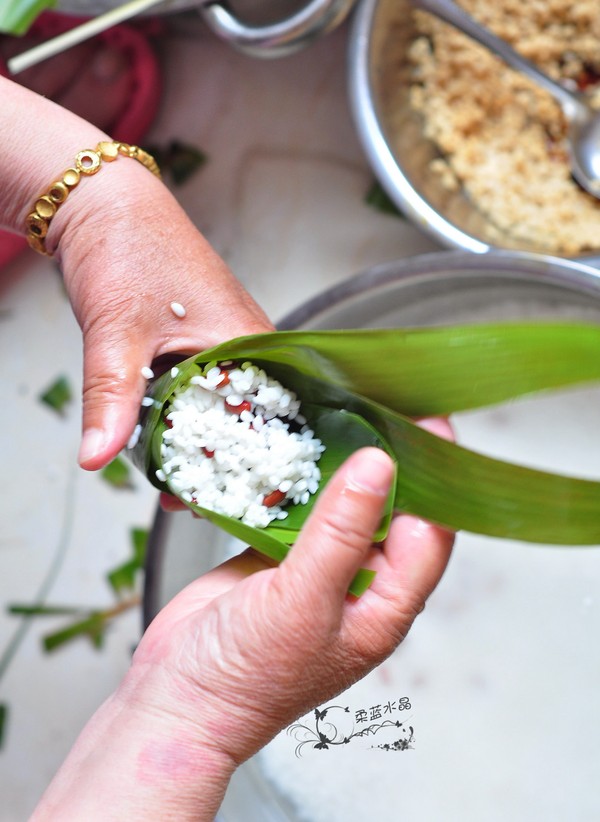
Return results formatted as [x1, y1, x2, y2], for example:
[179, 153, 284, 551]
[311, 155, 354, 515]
[106, 527, 148, 596]
[364, 180, 405, 218]
[43, 613, 107, 653]
[8, 604, 88, 617]
[101, 455, 133, 489]
[38, 374, 72, 415]
[144, 140, 207, 186]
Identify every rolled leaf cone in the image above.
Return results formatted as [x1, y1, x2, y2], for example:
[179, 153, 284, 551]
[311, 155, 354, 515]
[130, 322, 600, 593]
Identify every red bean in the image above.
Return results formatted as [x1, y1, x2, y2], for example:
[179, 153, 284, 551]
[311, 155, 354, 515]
[263, 489, 286, 508]
[216, 370, 230, 387]
[203, 447, 215, 458]
[226, 398, 252, 414]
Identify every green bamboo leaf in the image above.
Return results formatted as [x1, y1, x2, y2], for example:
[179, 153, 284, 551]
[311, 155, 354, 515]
[129, 323, 600, 580]
[0, 0, 55, 34]
[354, 397, 600, 544]
[186, 323, 600, 417]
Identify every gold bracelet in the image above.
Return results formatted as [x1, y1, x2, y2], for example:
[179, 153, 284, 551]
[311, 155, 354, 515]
[25, 141, 161, 256]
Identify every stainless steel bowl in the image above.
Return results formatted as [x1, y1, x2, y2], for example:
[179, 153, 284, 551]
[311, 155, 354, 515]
[144, 249, 600, 821]
[348, 0, 600, 263]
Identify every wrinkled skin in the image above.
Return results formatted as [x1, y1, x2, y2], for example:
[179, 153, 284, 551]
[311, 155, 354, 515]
[33, 436, 454, 821]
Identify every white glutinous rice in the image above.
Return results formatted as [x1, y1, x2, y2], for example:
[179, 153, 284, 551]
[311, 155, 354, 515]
[161, 361, 325, 527]
[127, 423, 142, 450]
[141, 366, 154, 380]
[170, 301, 187, 318]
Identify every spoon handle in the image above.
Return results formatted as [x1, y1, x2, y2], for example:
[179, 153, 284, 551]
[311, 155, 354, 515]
[411, 0, 583, 116]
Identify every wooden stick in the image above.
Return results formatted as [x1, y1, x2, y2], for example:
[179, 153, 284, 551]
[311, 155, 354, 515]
[7, 0, 174, 75]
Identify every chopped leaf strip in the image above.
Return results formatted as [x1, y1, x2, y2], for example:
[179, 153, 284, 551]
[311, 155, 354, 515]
[8, 604, 89, 617]
[39, 374, 72, 415]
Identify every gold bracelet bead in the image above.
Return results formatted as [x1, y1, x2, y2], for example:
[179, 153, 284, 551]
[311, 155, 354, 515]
[25, 141, 160, 255]
[116, 141, 161, 179]
[25, 165, 83, 254]
[75, 149, 102, 175]
[97, 141, 120, 162]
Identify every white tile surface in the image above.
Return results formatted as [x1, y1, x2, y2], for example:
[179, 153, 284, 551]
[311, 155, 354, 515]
[0, 16, 437, 819]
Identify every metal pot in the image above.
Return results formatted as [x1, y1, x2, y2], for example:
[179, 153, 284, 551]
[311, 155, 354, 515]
[144, 249, 600, 821]
[56, 0, 356, 57]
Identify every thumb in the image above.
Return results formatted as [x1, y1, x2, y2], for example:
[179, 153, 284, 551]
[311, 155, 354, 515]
[77, 334, 149, 471]
[280, 448, 395, 600]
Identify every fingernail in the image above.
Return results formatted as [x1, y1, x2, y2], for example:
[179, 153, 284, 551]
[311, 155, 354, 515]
[78, 427, 107, 466]
[346, 448, 394, 496]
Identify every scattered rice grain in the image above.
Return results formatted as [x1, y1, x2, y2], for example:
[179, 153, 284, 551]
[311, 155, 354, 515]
[170, 302, 187, 318]
[127, 424, 142, 450]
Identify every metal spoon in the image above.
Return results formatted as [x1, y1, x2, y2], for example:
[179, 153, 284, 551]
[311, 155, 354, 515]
[412, 0, 600, 198]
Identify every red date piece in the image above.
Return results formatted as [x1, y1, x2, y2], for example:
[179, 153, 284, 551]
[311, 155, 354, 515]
[263, 489, 287, 508]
